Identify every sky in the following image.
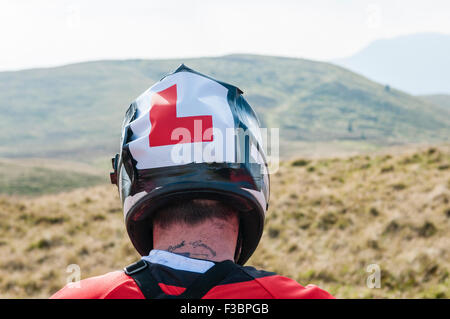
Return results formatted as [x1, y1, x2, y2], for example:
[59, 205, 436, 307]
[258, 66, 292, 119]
[1, 0, 450, 71]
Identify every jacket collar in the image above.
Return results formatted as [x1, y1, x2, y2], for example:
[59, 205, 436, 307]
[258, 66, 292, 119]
[142, 249, 215, 273]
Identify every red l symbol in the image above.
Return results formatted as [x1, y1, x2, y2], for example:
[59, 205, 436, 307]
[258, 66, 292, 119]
[149, 84, 213, 147]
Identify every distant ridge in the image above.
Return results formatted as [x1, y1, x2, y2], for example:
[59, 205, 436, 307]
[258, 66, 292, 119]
[334, 33, 450, 95]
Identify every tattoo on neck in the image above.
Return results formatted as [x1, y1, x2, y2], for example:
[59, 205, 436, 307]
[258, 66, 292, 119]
[167, 240, 185, 252]
[166, 240, 217, 259]
[189, 240, 217, 257]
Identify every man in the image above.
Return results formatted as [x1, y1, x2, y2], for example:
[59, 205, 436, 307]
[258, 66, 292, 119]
[51, 65, 334, 299]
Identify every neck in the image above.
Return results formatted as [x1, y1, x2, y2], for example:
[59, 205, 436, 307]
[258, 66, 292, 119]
[153, 217, 238, 262]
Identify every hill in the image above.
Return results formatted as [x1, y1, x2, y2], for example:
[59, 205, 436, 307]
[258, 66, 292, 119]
[334, 33, 450, 95]
[1, 54, 449, 161]
[420, 94, 450, 109]
[0, 146, 449, 298]
[0, 158, 107, 196]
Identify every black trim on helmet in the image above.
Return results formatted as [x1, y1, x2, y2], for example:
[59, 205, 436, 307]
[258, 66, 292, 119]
[124, 162, 265, 266]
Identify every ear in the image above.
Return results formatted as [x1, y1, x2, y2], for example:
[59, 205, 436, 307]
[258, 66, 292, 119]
[233, 219, 243, 263]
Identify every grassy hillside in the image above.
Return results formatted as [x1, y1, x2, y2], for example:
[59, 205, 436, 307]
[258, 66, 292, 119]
[0, 145, 448, 298]
[0, 158, 107, 196]
[421, 94, 450, 109]
[0, 54, 449, 160]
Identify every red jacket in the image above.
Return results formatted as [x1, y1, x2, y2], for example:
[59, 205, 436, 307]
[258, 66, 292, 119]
[51, 250, 334, 299]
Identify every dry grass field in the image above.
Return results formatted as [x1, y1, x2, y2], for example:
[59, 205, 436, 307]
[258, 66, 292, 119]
[0, 145, 449, 298]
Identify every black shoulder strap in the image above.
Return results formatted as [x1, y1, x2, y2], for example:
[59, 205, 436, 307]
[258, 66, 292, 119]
[177, 260, 237, 299]
[124, 260, 167, 299]
[124, 259, 237, 299]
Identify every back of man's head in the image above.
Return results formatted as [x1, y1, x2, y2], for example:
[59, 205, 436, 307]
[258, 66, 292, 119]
[152, 199, 238, 229]
[152, 199, 241, 262]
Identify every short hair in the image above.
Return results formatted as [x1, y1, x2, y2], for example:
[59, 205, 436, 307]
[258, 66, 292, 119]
[152, 199, 238, 229]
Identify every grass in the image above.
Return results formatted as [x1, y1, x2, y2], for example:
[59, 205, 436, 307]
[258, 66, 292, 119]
[0, 145, 449, 298]
[250, 144, 450, 298]
[0, 158, 107, 196]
